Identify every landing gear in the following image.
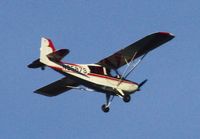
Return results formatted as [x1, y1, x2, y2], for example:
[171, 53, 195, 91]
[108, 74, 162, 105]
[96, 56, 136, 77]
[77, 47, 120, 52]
[101, 94, 114, 113]
[41, 66, 45, 70]
[101, 93, 131, 112]
[123, 95, 131, 103]
[101, 104, 110, 113]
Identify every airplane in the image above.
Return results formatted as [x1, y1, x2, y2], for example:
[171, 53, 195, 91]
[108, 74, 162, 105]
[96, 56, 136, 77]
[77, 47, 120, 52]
[28, 32, 175, 113]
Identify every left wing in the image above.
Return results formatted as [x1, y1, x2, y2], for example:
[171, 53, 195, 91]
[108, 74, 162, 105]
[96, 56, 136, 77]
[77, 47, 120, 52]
[97, 32, 174, 70]
[34, 77, 79, 97]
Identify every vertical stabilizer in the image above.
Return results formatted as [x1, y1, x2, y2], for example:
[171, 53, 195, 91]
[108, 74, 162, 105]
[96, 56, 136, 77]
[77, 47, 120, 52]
[40, 38, 56, 65]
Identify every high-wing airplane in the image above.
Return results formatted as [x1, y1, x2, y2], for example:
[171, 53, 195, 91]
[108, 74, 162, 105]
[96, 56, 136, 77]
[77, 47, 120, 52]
[28, 32, 174, 112]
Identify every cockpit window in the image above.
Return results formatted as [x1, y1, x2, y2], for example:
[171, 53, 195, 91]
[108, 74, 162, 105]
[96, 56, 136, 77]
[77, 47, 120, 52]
[89, 66, 104, 75]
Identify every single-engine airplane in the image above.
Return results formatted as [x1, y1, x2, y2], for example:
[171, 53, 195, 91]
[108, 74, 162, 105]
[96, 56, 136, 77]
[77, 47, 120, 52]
[28, 32, 174, 112]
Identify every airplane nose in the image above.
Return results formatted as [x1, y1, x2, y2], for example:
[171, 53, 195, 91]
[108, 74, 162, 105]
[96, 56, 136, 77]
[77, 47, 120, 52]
[135, 84, 139, 91]
[128, 83, 139, 92]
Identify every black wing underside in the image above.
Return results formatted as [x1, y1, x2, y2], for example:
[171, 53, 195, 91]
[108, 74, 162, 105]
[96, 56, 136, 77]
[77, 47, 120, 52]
[34, 77, 79, 97]
[97, 32, 175, 70]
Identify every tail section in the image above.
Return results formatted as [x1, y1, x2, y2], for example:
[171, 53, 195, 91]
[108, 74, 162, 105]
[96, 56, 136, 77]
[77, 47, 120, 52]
[28, 37, 69, 69]
[40, 38, 56, 65]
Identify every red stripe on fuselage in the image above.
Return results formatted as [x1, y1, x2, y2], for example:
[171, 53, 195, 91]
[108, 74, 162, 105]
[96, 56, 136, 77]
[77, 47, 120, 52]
[49, 65, 138, 86]
[49, 66, 63, 71]
[88, 73, 138, 85]
[62, 62, 82, 67]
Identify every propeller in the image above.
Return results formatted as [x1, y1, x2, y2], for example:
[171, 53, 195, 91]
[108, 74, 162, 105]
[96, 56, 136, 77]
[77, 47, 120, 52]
[138, 79, 148, 91]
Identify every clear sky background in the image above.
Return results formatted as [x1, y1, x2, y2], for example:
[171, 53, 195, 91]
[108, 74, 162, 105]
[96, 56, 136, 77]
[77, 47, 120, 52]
[0, 0, 199, 139]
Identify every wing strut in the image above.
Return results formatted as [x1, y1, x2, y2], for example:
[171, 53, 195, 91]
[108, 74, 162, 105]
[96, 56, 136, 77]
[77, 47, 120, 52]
[117, 53, 147, 86]
[124, 53, 147, 79]
[66, 86, 95, 92]
[118, 51, 138, 83]
[101, 94, 115, 113]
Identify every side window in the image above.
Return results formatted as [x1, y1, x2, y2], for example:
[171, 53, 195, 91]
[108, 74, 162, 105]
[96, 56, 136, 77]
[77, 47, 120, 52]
[89, 66, 104, 75]
[110, 69, 118, 77]
[106, 69, 121, 78]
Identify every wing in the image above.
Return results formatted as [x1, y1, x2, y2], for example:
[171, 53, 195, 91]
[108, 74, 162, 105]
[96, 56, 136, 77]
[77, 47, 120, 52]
[97, 32, 175, 70]
[34, 77, 79, 97]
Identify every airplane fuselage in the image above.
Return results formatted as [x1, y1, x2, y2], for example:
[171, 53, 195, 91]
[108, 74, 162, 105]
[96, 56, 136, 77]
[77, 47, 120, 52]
[51, 62, 139, 95]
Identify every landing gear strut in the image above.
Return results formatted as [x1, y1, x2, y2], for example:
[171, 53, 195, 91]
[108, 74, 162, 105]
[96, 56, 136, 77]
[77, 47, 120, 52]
[101, 94, 114, 113]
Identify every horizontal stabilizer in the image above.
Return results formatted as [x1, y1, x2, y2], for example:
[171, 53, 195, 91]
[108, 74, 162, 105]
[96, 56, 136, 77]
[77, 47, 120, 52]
[47, 49, 70, 62]
[27, 59, 45, 69]
[28, 49, 69, 69]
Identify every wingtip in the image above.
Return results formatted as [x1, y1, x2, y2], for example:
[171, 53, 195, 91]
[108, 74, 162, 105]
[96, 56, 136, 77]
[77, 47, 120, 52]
[158, 32, 175, 38]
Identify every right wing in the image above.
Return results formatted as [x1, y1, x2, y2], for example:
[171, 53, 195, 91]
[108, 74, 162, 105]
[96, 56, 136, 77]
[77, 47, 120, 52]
[97, 32, 174, 70]
[34, 77, 79, 97]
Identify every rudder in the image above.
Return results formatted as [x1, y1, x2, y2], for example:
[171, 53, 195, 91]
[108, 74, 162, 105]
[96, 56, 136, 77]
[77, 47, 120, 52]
[28, 37, 69, 69]
[40, 38, 56, 65]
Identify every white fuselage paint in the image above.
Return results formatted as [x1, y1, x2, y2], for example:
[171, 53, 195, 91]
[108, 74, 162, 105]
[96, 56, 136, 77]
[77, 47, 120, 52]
[50, 62, 138, 95]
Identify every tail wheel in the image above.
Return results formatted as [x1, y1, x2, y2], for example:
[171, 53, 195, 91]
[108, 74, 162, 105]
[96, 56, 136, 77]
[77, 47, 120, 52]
[123, 95, 131, 103]
[101, 104, 110, 113]
[41, 66, 45, 70]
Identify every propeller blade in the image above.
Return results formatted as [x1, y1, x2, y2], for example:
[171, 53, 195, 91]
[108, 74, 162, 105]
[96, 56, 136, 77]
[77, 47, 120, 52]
[138, 79, 148, 88]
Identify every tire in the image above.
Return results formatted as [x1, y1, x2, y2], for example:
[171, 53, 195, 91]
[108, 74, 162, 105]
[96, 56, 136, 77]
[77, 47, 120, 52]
[123, 95, 131, 103]
[101, 104, 110, 113]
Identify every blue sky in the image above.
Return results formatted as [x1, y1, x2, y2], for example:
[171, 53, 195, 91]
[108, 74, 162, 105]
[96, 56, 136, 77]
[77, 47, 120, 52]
[0, 0, 200, 139]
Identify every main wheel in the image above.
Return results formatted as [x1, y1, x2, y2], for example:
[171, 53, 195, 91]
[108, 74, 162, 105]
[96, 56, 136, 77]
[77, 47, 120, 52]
[101, 104, 110, 113]
[123, 95, 131, 103]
